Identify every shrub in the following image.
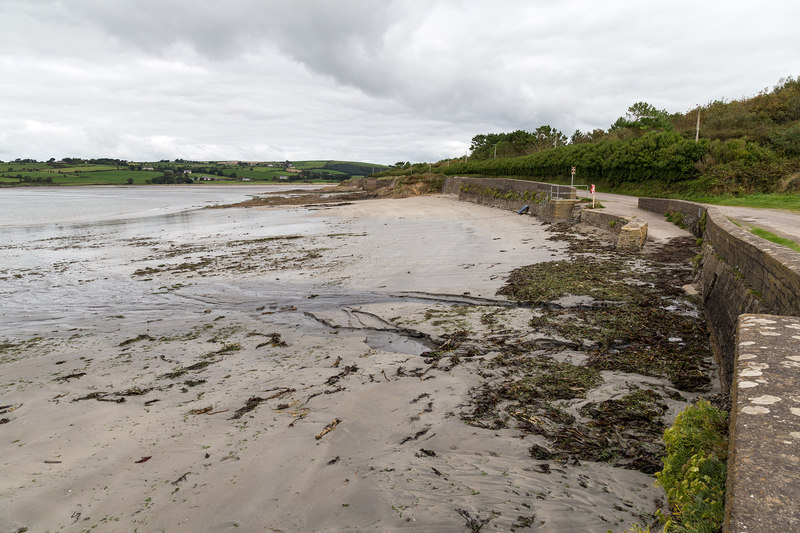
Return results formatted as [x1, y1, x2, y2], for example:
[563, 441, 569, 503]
[656, 400, 728, 533]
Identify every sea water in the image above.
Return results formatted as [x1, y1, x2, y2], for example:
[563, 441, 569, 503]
[0, 185, 325, 336]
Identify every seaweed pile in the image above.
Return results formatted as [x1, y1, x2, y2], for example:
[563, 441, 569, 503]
[459, 229, 712, 474]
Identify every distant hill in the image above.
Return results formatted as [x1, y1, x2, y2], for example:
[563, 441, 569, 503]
[0, 159, 391, 186]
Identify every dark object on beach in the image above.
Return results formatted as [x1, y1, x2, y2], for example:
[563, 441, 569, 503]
[327, 456, 340, 465]
[528, 444, 553, 460]
[73, 392, 126, 403]
[118, 334, 154, 347]
[418, 448, 436, 457]
[229, 397, 267, 419]
[456, 508, 493, 532]
[135, 456, 152, 464]
[315, 418, 341, 440]
[326, 364, 358, 385]
[55, 372, 86, 382]
[171, 472, 190, 485]
[517, 205, 529, 215]
[400, 427, 430, 444]
[0, 418, 9, 424]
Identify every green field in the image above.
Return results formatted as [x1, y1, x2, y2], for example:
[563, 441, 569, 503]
[0, 158, 389, 187]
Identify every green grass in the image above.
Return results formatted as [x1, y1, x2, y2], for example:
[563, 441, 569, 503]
[0, 159, 385, 187]
[749, 227, 800, 253]
[691, 192, 800, 212]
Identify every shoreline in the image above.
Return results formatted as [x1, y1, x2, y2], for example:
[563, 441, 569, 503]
[0, 195, 711, 532]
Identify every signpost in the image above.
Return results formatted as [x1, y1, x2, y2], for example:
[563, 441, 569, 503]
[570, 166, 576, 187]
[591, 183, 596, 208]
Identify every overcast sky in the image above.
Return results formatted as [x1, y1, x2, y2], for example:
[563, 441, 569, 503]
[1, 0, 798, 164]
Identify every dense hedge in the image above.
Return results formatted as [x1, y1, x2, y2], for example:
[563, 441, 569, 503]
[443, 131, 709, 185]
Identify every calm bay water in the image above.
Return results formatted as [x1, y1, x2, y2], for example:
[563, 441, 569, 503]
[0, 185, 300, 229]
[0, 185, 326, 336]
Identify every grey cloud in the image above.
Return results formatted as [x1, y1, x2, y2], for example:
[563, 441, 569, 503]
[1, 0, 798, 162]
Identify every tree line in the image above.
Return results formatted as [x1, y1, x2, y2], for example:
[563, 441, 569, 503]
[436, 76, 800, 194]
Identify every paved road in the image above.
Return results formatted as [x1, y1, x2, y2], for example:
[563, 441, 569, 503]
[578, 192, 692, 242]
[578, 191, 800, 246]
[710, 204, 800, 242]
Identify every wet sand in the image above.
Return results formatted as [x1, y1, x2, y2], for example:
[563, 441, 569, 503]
[0, 195, 698, 532]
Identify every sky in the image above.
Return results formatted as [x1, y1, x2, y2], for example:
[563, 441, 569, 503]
[1, 0, 798, 165]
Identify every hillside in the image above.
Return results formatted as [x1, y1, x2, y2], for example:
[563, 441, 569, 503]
[379, 77, 800, 199]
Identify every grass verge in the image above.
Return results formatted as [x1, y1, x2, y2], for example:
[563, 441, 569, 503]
[748, 226, 800, 253]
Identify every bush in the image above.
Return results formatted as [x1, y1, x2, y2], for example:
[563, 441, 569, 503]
[656, 400, 728, 533]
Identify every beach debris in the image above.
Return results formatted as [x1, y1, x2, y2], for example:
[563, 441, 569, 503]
[417, 448, 436, 457]
[511, 514, 537, 530]
[455, 508, 494, 532]
[120, 386, 152, 396]
[288, 408, 310, 427]
[55, 372, 86, 382]
[135, 456, 151, 464]
[171, 472, 190, 485]
[264, 387, 295, 400]
[229, 397, 266, 419]
[256, 332, 288, 348]
[44, 460, 62, 464]
[327, 456, 340, 465]
[410, 393, 431, 404]
[0, 418, 9, 424]
[400, 427, 430, 444]
[326, 364, 358, 385]
[228, 387, 295, 419]
[118, 334, 154, 347]
[0, 404, 22, 414]
[331, 355, 342, 368]
[72, 392, 126, 403]
[315, 418, 341, 440]
[188, 406, 214, 415]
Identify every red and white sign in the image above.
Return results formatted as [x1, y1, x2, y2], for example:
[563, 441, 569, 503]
[590, 184, 595, 194]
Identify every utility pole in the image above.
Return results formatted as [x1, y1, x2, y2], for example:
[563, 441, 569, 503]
[493, 144, 497, 159]
[695, 107, 701, 143]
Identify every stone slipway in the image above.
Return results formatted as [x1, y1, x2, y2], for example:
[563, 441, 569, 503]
[579, 191, 694, 243]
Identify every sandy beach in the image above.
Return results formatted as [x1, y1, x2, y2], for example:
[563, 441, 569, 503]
[0, 193, 710, 532]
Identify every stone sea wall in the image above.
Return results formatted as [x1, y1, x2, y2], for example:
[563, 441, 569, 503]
[638, 198, 800, 387]
[442, 176, 576, 222]
[638, 198, 800, 532]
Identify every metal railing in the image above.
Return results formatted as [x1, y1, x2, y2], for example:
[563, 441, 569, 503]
[550, 184, 584, 200]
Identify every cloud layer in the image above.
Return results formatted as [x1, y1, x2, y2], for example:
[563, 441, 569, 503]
[1, 0, 798, 163]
